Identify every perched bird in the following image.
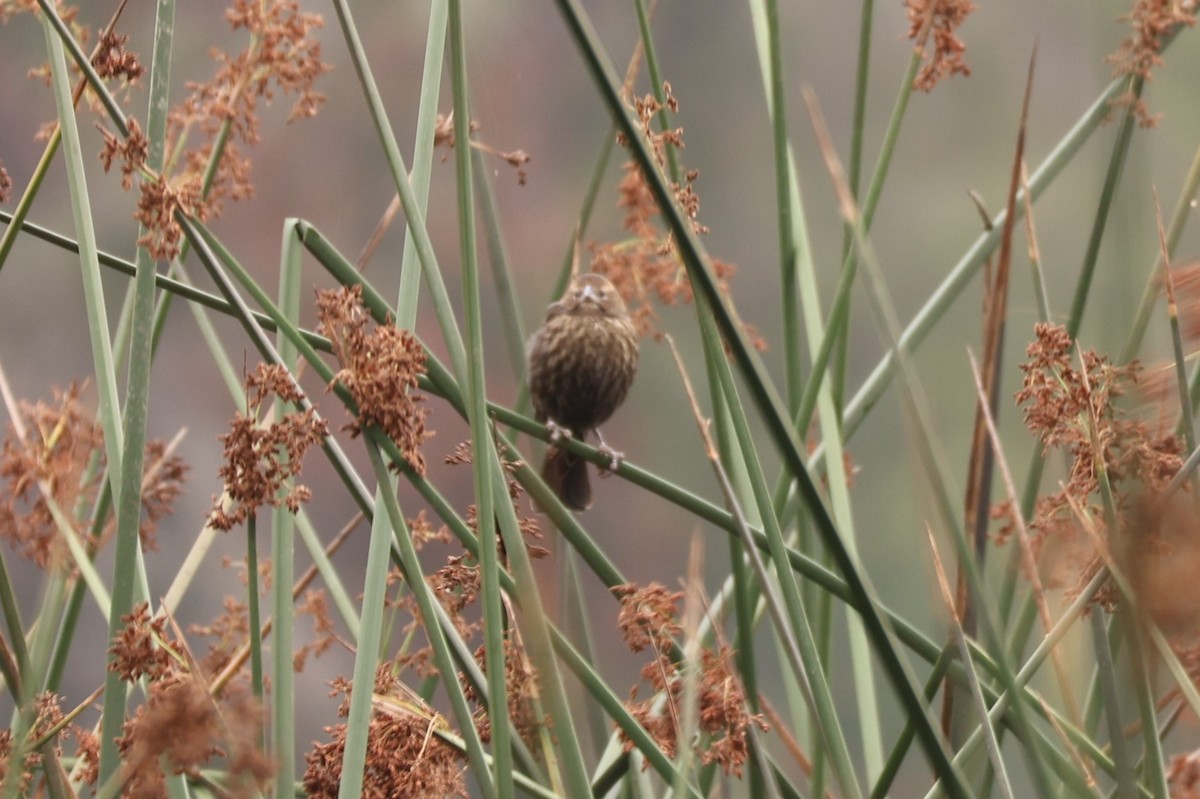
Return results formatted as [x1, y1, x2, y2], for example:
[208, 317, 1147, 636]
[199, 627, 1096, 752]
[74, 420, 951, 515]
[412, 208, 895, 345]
[527, 272, 639, 510]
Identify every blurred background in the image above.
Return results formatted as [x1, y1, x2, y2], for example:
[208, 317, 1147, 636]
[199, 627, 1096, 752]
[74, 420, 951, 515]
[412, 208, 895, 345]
[2, 0, 1199, 789]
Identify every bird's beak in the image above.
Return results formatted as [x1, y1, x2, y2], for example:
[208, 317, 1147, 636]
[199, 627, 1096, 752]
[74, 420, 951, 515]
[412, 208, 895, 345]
[579, 284, 600, 304]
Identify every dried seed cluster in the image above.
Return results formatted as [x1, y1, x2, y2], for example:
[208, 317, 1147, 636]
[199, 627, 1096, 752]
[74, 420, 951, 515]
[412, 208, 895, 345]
[92, 30, 144, 82]
[997, 323, 1184, 608]
[108, 602, 272, 798]
[0, 693, 94, 794]
[82, 0, 332, 258]
[303, 664, 466, 799]
[464, 638, 544, 747]
[431, 112, 531, 185]
[450, 442, 548, 558]
[1169, 749, 1200, 798]
[208, 363, 327, 532]
[614, 582, 767, 777]
[0, 383, 186, 569]
[316, 285, 430, 475]
[905, 0, 977, 91]
[590, 84, 762, 349]
[1106, 0, 1197, 126]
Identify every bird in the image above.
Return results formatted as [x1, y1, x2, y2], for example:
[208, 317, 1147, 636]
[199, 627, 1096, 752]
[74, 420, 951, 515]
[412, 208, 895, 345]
[526, 272, 639, 510]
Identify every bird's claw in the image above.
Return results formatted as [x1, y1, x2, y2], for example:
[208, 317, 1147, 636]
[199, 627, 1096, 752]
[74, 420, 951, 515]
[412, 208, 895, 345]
[597, 444, 624, 475]
[596, 427, 624, 475]
[546, 420, 572, 444]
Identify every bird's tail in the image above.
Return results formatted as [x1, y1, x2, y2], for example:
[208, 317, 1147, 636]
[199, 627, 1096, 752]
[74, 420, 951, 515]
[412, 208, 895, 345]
[542, 447, 591, 511]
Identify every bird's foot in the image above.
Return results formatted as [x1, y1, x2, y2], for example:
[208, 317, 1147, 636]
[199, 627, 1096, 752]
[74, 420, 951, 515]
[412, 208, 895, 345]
[546, 420, 572, 445]
[595, 428, 624, 475]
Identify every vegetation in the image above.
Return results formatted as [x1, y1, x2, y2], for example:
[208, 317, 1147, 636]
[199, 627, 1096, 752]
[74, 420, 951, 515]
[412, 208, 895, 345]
[0, 0, 1198, 796]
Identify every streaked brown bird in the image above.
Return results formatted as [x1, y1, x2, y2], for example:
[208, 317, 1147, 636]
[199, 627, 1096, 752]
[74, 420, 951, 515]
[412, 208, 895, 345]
[527, 272, 639, 510]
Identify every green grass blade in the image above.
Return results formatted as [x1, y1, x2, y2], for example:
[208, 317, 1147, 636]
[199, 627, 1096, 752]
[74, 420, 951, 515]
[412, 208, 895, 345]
[748, 0, 885, 780]
[1094, 613, 1137, 799]
[396, 0, 447, 325]
[848, 0, 874, 202]
[39, 10, 124, 494]
[490, 468, 594, 796]
[335, 491, 406, 799]
[827, 25, 923, 411]
[473, 149, 528, 385]
[1066, 77, 1143, 339]
[758, 0, 802, 412]
[447, 1, 513, 794]
[928, 531, 1015, 799]
[271, 219, 304, 797]
[1127, 623, 1168, 799]
[245, 517, 265, 701]
[871, 650, 953, 798]
[39, 13, 131, 782]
